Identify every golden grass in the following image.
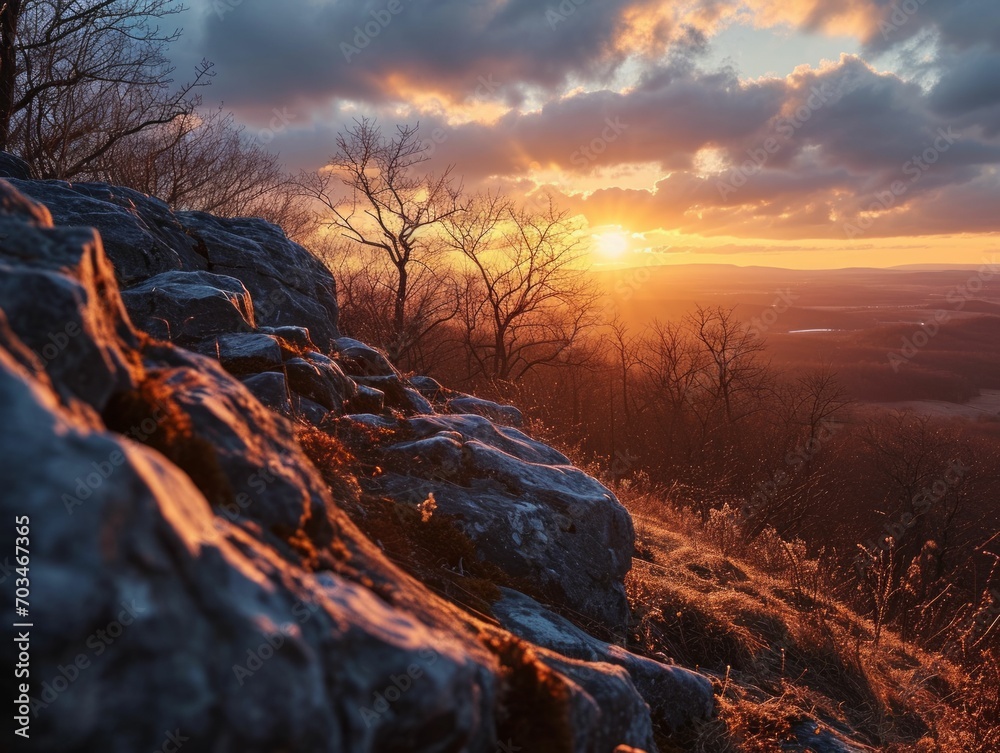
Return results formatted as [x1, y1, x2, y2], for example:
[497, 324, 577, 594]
[619, 490, 999, 753]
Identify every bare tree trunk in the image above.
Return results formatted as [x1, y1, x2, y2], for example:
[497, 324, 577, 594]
[0, 0, 22, 151]
[392, 262, 408, 360]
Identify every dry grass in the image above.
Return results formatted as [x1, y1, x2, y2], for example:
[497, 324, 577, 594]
[618, 489, 999, 753]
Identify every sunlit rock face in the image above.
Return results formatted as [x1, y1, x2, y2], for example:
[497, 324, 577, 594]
[0, 172, 713, 752]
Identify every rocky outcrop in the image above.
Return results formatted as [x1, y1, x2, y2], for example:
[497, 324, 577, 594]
[10, 178, 340, 351]
[372, 413, 634, 627]
[0, 173, 715, 751]
[492, 589, 714, 734]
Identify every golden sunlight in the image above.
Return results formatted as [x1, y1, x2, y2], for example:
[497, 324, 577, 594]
[593, 230, 630, 261]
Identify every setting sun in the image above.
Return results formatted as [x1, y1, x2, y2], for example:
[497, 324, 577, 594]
[594, 231, 629, 261]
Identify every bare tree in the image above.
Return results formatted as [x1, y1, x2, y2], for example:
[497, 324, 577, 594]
[443, 192, 599, 382]
[103, 107, 313, 238]
[687, 305, 769, 425]
[316, 238, 460, 373]
[2, 0, 211, 177]
[301, 118, 463, 363]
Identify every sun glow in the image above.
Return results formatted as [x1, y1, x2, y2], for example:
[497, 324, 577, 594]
[594, 231, 630, 261]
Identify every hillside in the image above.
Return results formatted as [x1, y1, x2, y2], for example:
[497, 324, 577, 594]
[0, 153, 994, 752]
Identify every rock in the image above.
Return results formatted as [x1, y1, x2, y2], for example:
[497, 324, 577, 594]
[305, 351, 357, 400]
[536, 650, 657, 752]
[178, 211, 339, 352]
[241, 372, 293, 416]
[197, 332, 284, 376]
[121, 271, 255, 342]
[372, 414, 635, 628]
[258, 325, 316, 353]
[12, 175, 339, 349]
[409, 414, 570, 466]
[335, 336, 397, 376]
[0, 180, 139, 412]
[409, 375, 446, 400]
[113, 346, 334, 543]
[0, 151, 31, 179]
[345, 383, 385, 414]
[285, 356, 350, 412]
[0, 339, 503, 753]
[355, 375, 435, 415]
[12, 178, 207, 283]
[493, 588, 714, 732]
[292, 394, 331, 426]
[448, 395, 524, 427]
[0, 176, 663, 753]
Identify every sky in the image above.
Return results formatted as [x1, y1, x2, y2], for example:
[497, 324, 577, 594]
[174, 0, 1000, 269]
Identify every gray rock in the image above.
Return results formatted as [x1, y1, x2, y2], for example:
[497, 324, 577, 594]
[0, 181, 138, 412]
[0, 151, 32, 179]
[258, 325, 316, 352]
[12, 177, 339, 350]
[540, 651, 658, 752]
[373, 414, 635, 628]
[285, 357, 349, 412]
[335, 337, 397, 376]
[178, 211, 340, 352]
[493, 588, 714, 732]
[292, 394, 331, 426]
[409, 375, 446, 400]
[355, 375, 435, 415]
[448, 395, 524, 427]
[345, 384, 385, 414]
[12, 178, 207, 283]
[0, 341, 502, 753]
[0, 178, 664, 753]
[157, 354, 335, 540]
[121, 271, 255, 342]
[198, 333, 284, 376]
[241, 372, 293, 416]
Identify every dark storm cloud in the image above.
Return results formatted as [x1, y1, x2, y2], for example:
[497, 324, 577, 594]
[184, 0, 678, 114]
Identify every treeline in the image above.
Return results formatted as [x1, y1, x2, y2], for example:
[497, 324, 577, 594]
[473, 311, 1000, 662]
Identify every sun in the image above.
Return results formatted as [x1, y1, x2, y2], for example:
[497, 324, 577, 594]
[594, 231, 630, 261]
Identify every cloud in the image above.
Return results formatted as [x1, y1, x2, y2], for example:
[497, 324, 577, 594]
[173, 0, 1000, 243]
[181, 0, 706, 117]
